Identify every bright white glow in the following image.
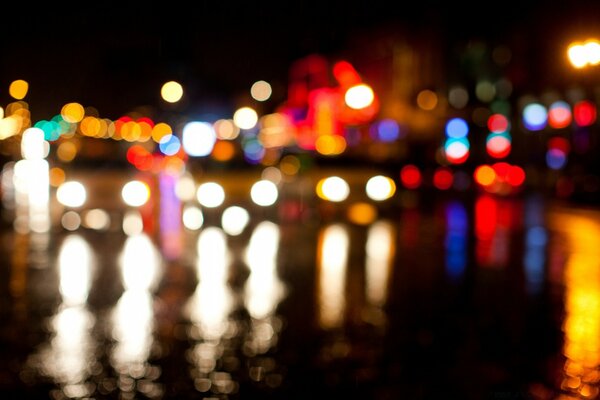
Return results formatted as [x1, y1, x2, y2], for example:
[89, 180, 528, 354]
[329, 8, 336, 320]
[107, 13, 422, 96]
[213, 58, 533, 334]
[319, 176, 350, 202]
[122, 210, 144, 236]
[250, 80, 272, 102]
[568, 44, 587, 68]
[57, 181, 87, 208]
[187, 227, 233, 340]
[345, 84, 374, 109]
[122, 180, 150, 207]
[161, 81, 183, 103]
[244, 221, 284, 319]
[365, 175, 396, 201]
[83, 209, 110, 231]
[182, 206, 204, 230]
[40, 306, 94, 387]
[585, 40, 600, 65]
[250, 180, 278, 206]
[13, 158, 50, 233]
[221, 206, 250, 236]
[233, 107, 258, 130]
[318, 224, 349, 329]
[182, 121, 216, 157]
[365, 221, 395, 307]
[112, 290, 154, 367]
[196, 182, 225, 208]
[120, 234, 161, 292]
[59, 235, 94, 306]
[21, 127, 48, 160]
[175, 173, 196, 201]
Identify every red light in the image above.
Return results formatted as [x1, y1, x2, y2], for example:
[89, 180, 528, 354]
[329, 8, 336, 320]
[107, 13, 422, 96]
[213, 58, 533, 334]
[487, 114, 509, 133]
[486, 136, 511, 158]
[333, 60, 361, 88]
[548, 104, 572, 129]
[137, 117, 155, 128]
[506, 165, 525, 187]
[433, 167, 454, 190]
[548, 136, 570, 153]
[475, 194, 497, 240]
[400, 165, 422, 189]
[574, 100, 596, 127]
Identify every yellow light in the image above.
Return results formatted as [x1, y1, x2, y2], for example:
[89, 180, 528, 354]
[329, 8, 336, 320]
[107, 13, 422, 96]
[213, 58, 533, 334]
[161, 81, 184, 103]
[151, 122, 172, 143]
[56, 141, 77, 162]
[233, 107, 258, 130]
[344, 84, 374, 110]
[49, 167, 66, 187]
[315, 135, 346, 155]
[61, 103, 85, 123]
[347, 202, 377, 225]
[280, 155, 300, 176]
[316, 176, 350, 202]
[569, 43, 590, 68]
[9, 79, 28, 100]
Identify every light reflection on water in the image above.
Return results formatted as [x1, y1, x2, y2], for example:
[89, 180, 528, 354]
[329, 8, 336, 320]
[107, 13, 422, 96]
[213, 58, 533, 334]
[10, 196, 600, 398]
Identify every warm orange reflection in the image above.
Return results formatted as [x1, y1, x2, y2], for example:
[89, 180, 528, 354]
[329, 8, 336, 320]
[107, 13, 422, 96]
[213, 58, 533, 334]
[551, 210, 600, 399]
[317, 224, 349, 329]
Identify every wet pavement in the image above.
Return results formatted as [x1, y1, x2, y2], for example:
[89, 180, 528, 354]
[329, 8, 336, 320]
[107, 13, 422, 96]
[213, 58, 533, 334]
[0, 192, 598, 399]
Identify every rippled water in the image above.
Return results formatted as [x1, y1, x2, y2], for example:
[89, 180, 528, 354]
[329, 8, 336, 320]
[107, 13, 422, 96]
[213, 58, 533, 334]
[1, 193, 600, 399]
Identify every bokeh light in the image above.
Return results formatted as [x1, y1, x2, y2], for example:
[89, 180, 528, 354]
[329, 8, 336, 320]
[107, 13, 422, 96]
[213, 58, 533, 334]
[221, 206, 250, 235]
[9, 79, 28, 100]
[316, 176, 350, 202]
[196, 182, 225, 208]
[182, 121, 216, 157]
[344, 84, 374, 109]
[445, 118, 469, 138]
[233, 107, 258, 130]
[365, 175, 396, 201]
[250, 80, 272, 101]
[523, 103, 548, 131]
[250, 180, 279, 206]
[161, 81, 183, 103]
[416, 89, 438, 110]
[182, 206, 204, 230]
[400, 165, 422, 189]
[121, 181, 150, 207]
[57, 181, 87, 208]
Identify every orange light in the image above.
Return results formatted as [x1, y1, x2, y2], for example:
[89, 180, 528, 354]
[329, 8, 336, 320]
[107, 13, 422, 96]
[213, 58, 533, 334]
[474, 165, 496, 187]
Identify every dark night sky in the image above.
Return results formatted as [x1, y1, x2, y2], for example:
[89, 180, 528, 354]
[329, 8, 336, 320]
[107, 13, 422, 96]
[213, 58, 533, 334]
[1, 1, 599, 121]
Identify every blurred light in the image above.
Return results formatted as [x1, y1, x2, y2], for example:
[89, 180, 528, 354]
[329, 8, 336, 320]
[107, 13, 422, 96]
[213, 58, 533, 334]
[568, 39, 600, 68]
[9, 79, 28, 100]
[375, 119, 401, 142]
[122, 210, 143, 236]
[548, 136, 571, 153]
[344, 84, 374, 109]
[486, 133, 512, 158]
[0, 115, 21, 139]
[59, 235, 93, 306]
[445, 118, 469, 138]
[506, 164, 525, 187]
[21, 127, 48, 159]
[316, 176, 350, 202]
[449, 86, 469, 109]
[83, 209, 110, 231]
[182, 206, 204, 230]
[548, 101, 572, 129]
[474, 165, 496, 187]
[233, 107, 258, 130]
[347, 202, 377, 225]
[262, 166, 282, 184]
[182, 121, 216, 157]
[546, 148, 567, 169]
[221, 206, 249, 235]
[280, 155, 300, 176]
[445, 138, 470, 164]
[315, 134, 346, 155]
[433, 167, 454, 190]
[400, 165, 422, 189]
[56, 141, 78, 163]
[214, 119, 240, 140]
[317, 224, 349, 329]
[122, 181, 150, 207]
[475, 80, 495, 102]
[175, 174, 196, 201]
[151, 122, 173, 143]
[61, 103, 85, 123]
[61, 211, 81, 231]
[211, 140, 236, 162]
[49, 167, 66, 187]
[250, 80, 272, 101]
[365, 221, 395, 307]
[523, 103, 548, 131]
[487, 114, 509, 133]
[57, 181, 86, 208]
[120, 234, 161, 291]
[161, 81, 183, 103]
[333, 60, 361, 86]
[196, 182, 225, 208]
[158, 134, 181, 156]
[574, 100, 596, 126]
[495, 78, 513, 99]
[365, 175, 396, 201]
[250, 180, 279, 206]
[416, 89, 438, 110]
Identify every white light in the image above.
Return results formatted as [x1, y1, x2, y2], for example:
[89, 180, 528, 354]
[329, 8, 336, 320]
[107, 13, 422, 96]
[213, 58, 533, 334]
[182, 206, 204, 230]
[221, 206, 250, 236]
[21, 127, 49, 159]
[344, 84, 374, 110]
[233, 107, 258, 130]
[175, 174, 196, 201]
[57, 181, 87, 208]
[122, 210, 143, 236]
[196, 182, 225, 208]
[83, 209, 110, 231]
[182, 121, 216, 157]
[250, 180, 278, 206]
[250, 80, 272, 102]
[59, 235, 93, 306]
[61, 211, 81, 231]
[120, 234, 161, 291]
[318, 176, 350, 202]
[365, 175, 396, 201]
[122, 181, 150, 207]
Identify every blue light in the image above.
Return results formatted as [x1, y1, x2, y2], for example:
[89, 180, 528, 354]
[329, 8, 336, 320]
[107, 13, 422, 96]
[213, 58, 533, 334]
[523, 103, 548, 131]
[445, 201, 468, 282]
[376, 118, 401, 142]
[445, 117, 469, 138]
[546, 149, 567, 170]
[159, 134, 181, 156]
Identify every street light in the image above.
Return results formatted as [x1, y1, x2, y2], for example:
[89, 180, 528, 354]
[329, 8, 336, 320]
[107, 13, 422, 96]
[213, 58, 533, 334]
[567, 39, 600, 69]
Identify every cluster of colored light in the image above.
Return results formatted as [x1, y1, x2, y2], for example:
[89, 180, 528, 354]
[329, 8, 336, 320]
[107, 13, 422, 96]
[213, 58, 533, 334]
[546, 136, 570, 170]
[474, 162, 526, 194]
[486, 113, 512, 159]
[444, 118, 470, 164]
